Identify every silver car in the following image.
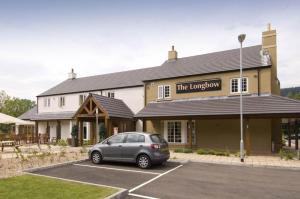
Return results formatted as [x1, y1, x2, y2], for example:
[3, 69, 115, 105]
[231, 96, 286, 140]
[88, 132, 170, 169]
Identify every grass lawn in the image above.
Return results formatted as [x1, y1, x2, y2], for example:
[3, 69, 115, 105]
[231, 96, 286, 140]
[0, 174, 118, 199]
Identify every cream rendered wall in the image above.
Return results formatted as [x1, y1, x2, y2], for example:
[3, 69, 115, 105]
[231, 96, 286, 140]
[38, 122, 47, 134]
[49, 121, 57, 139]
[102, 87, 144, 114]
[61, 120, 71, 139]
[38, 87, 144, 114]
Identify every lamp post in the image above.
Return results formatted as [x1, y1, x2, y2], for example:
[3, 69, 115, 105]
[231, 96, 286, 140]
[238, 34, 246, 162]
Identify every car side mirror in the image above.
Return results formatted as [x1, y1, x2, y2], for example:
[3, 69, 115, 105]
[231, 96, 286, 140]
[107, 140, 111, 145]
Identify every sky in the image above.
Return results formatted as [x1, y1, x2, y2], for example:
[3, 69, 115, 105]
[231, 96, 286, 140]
[0, 0, 300, 100]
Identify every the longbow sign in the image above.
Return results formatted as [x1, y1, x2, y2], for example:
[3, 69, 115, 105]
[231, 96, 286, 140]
[176, 79, 222, 93]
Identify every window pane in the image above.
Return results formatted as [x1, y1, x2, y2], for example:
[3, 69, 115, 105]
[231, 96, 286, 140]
[242, 78, 247, 92]
[167, 121, 181, 143]
[231, 79, 238, 93]
[126, 134, 145, 143]
[164, 86, 170, 98]
[150, 134, 164, 143]
[167, 122, 174, 142]
[109, 134, 126, 144]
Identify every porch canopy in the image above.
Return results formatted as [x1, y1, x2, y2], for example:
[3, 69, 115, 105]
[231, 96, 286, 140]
[135, 95, 300, 119]
[0, 113, 34, 125]
[74, 93, 134, 145]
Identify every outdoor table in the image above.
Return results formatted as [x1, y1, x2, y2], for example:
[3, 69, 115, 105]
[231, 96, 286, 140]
[0, 141, 15, 152]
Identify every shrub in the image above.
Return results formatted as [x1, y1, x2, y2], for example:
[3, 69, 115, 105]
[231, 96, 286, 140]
[57, 139, 68, 147]
[279, 149, 296, 160]
[197, 148, 230, 156]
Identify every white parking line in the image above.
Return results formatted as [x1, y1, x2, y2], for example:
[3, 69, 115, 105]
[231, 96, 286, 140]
[129, 164, 183, 193]
[25, 172, 125, 190]
[73, 163, 161, 175]
[128, 193, 159, 199]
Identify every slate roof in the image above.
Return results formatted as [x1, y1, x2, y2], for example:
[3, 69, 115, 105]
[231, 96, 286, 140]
[135, 95, 300, 118]
[91, 94, 134, 119]
[25, 110, 75, 121]
[38, 45, 268, 97]
[19, 106, 37, 120]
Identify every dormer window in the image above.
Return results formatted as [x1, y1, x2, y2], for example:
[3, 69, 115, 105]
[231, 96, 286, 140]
[158, 85, 171, 100]
[59, 96, 65, 107]
[108, 92, 115, 99]
[44, 98, 51, 107]
[79, 94, 87, 105]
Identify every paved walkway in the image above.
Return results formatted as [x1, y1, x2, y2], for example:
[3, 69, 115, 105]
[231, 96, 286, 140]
[170, 151, 300, 169]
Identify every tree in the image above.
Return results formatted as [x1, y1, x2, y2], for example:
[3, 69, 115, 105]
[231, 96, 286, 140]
[287, 91, 294, 99]
[1, 98, 36, 117]
[0, 90, 9, 111]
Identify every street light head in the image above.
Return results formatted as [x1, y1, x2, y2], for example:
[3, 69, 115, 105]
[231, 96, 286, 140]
[238, 34, 246, 43]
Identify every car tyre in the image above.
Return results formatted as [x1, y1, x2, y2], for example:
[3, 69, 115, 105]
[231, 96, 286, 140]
[137, 154, 151, 169]
[91, 151, 102, 164]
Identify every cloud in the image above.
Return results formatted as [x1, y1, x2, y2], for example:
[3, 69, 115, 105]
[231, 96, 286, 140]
[0, 0, 299, 100]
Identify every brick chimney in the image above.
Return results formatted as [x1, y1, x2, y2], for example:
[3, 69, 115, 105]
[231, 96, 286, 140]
[168, 45, 178, 61]
[262, 23, 280, 94]
[68, 68, 77, 79]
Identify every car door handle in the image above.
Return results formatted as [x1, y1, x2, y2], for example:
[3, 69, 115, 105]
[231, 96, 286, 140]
[139, 145, 143, 147]
[118, 145, 122, 147]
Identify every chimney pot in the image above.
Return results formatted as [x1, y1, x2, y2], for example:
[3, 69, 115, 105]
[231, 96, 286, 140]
[68, 68, 77, 79]
[168, 45, 178, 61]
[267, 23, 271, 31]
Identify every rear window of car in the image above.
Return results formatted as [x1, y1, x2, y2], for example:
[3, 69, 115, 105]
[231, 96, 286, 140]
[150, 134, 165, 143]
[126, 134, 145, 143]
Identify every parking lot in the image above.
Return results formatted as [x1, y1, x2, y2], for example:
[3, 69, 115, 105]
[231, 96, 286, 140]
[28, 160, 300, 199]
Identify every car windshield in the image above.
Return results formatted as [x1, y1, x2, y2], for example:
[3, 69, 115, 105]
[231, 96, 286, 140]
[150, 134, 166, 143]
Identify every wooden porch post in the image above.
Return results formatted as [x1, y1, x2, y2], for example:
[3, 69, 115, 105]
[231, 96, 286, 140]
[91, 122, 95, 144]
[104, 117, 108, 138]
[143, 119, 147, 132]
[188, 119, 192, 148]
[34, 121, 38, 143]
[287, 122, 291, 147]
[295, 120, 299, 150]
[79, 121, 84, 146]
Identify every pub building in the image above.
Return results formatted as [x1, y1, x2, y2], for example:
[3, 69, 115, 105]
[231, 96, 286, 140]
[136, 24, 300, 154]
[20, 24, 300, 154]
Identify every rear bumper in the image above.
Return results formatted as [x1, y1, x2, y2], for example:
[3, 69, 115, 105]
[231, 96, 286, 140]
[151, 151, 170, 163]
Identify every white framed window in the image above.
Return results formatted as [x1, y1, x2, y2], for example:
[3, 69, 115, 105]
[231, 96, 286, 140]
[43, 98, 50, 107]
[167, 121, 182, 143]
[59, 96, 65, 107]
[79, 94, 87, 105]
[108, 92, 115, 99]
[157, 85, 171, 99]
[230, 77, 248, 94]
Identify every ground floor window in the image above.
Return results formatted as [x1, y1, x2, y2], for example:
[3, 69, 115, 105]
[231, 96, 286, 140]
[167, 121, 182, 143]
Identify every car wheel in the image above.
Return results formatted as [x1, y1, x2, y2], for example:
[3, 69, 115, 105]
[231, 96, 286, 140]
[137, 154, 151, 169]
[91, 151, 102, 164]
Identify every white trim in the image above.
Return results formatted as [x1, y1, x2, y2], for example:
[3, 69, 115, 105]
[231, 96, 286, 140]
[164, 120, 187, 144]
[25, 172, 124, 190]
[230, 77, 249, 95]
[164, 85, 171, 99]
[157, 85, 164, 99]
